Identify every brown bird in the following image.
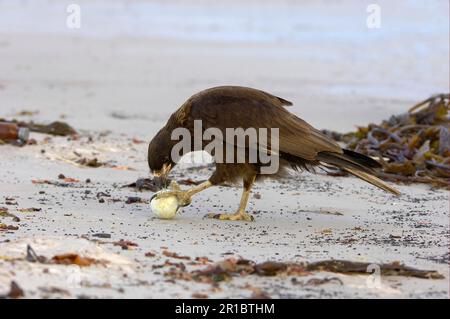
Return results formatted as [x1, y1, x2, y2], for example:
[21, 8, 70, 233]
[148, 86, 400, 221]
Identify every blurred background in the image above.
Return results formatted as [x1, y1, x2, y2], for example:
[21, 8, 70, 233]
[0, 0, 448, 137]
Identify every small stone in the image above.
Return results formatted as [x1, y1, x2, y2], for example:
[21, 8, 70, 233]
[92, 233, 111, 239]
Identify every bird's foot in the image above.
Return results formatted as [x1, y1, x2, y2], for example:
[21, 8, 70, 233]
[167, 181, 191, 206]
[176, 191, 192, 207]
[206, 211, 255, 222]
[151, 180, 192, 207]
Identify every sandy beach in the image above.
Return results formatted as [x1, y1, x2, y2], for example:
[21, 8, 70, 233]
[0, 0, 448, 298]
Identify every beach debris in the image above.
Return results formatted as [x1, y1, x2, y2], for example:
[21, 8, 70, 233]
[306, 260, 444, 279]
[253, 192, 262, 199]
[154, 260, 186, 271]
[92, 233, 111, 239]
[319, 228, 333, 235]
[31, 177, 81, 187]
[76, 157, 104, 168]
[0, 207, 20, 222]
[0, 281, 25, 299]
[24, 245, 105, 267]
[38, 286, 71, 296]
[323, 94, 450, 188]
[96, 192, 110, 199]
[250, 290, 271, 299]
[0, 122, 29, 144]
[243, 284, 271, 299]
[51, 253, 104, 267]
[15, 110, 39, 117]
[57, 174, 80, 183]
[0, 223, 19, 231]
[131, 137, 145, 144]
[189, 257, 213, 266]
[291, 276, 343, 286]
[2, 245, 107, 269]
[0, 118, 77, 137]
[125, 178, 160, 192]
[111, 165, 135, 171]
[113, 239, 138, 250]
[18, 207, 41, 213]
[162, 250, 191, 260]
[4, 197, 17, 205]
[126, 177, 208, 192]
[46, 147, 135, 170]
[51, 253, 102, 267]
[27, 121, 76, 136]
[144, 251, 156, 258]
[165, 258, 444, 285]
[125, 196, 146, 204]
[75, 158, 133, 170]
[26, 245, 47, 263]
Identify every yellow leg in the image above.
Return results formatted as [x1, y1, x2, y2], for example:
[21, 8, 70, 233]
[185, 180, 213, 197]
[207, 175, 256, 222]
[166, 180, 212, 206]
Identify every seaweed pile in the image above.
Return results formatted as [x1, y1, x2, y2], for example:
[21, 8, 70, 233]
[0, 118, 77, 137]
[324, 94, 450, 189]
[165, 258, 444, 285]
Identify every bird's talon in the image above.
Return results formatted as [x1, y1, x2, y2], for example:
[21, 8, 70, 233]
[206, 212, 255, 222]
[169, 180, 181, 191]
[152, 188, 192, 207]
[205, 213, 221, 219]
[176, 192, 192, 207]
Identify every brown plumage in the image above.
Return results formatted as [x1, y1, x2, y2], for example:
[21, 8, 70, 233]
[148, 86, 400, 221]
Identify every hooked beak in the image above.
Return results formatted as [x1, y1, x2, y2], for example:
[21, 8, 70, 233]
[152, 163, 172, 190]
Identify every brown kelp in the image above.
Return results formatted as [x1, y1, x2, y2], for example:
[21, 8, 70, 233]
[323, 94, 450, 189]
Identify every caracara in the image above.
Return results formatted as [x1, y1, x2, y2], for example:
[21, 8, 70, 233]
[148, 86, 400, 221]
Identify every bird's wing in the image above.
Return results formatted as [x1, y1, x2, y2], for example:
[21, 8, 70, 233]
[187, 87, 342, 160]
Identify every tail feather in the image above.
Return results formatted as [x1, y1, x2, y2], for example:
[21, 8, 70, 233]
[343, 149, 381, 168]
[344, 167, 401, 196]
[317, 151, 400, 196]
[317, 151, 375, 175]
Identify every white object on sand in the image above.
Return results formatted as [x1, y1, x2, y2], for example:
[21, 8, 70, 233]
[150, 191, 180, 219]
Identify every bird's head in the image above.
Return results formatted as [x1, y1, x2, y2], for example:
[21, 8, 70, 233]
[148, 127, 176, 188]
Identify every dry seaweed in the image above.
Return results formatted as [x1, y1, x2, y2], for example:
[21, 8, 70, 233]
[31, 178, 80, 187]
[323, 94, 450, 188]
[76, 157, 104, 168]
[113, 239, 138, 250]
[27, 121, 77, 136]
[124, 178, 162, 192]
[24, 245, 105, 267]
[125, 177, 207, 192]
[165, 258, 444, 285]
[292, 276, 344, 286]
[125, 196, 146, 204]
[0, 281, 25, 299]
[162, 250, 191, 260]
[0, 223, 19, 231]
[18, 207, 41, 213]
[51, 253, 103, 267]
[306, 260, 444, 279]
[0, 118, 77, 136]
[0, 207, 20, 222]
